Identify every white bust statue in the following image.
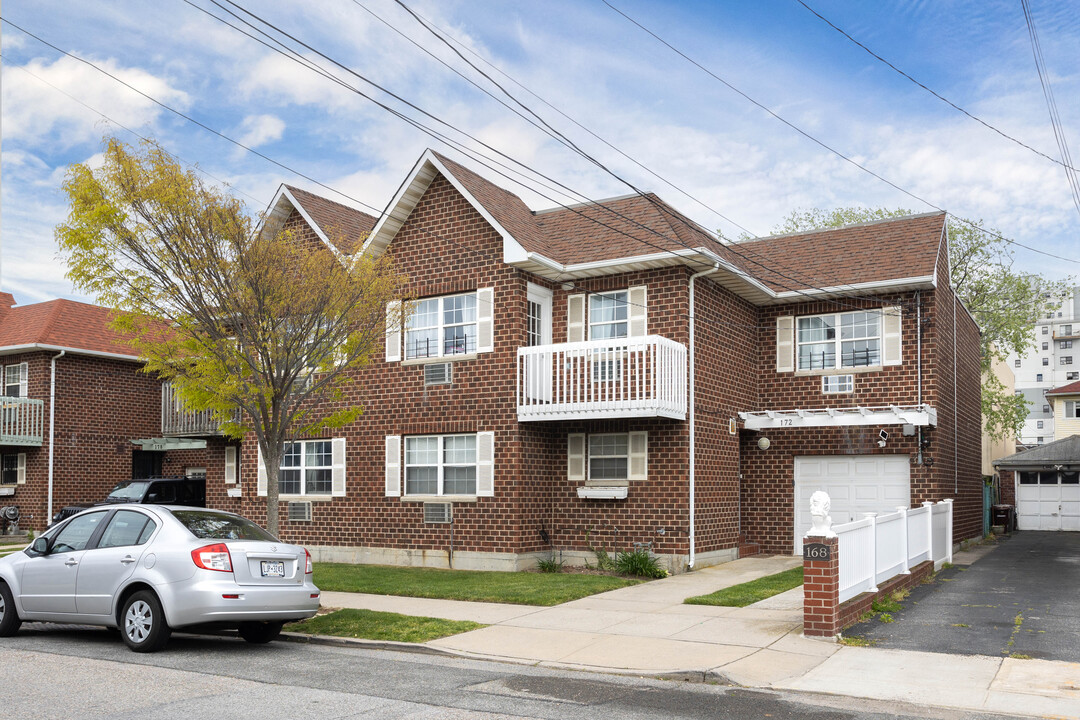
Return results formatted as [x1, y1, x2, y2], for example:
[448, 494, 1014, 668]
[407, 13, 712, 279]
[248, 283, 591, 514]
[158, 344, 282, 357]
[806, 490, 836, 538]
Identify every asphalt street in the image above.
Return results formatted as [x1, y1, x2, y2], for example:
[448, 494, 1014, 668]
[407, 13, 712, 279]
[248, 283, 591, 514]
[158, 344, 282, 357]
[845, 531, 1080, 661]
[1, 626, 1008, 720]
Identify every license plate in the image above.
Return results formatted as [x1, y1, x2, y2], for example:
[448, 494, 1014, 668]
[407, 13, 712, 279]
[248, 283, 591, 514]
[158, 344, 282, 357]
[261, 560, 285, 577]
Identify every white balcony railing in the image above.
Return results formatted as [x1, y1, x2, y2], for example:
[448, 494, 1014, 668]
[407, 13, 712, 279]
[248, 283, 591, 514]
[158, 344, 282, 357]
[0, 396, 44, 446]
[517, 335, 687, 422]
[161, 382, 232, 437]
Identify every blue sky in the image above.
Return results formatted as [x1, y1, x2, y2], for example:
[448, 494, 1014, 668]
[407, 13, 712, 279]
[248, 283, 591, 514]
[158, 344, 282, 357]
[2, 0, 1077, 304]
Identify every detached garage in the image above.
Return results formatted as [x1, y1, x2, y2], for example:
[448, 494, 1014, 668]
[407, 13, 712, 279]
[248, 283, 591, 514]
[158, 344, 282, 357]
[993, 435, 1080, 532]
[793, 455, 911, 552]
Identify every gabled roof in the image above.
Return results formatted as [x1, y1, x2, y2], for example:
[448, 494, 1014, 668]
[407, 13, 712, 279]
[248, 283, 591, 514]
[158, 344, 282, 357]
[1046, 380, 1080, 397]
[357, 149, 949, 304]
[993, 434, 1080, 470]
[0, 297, 138, 359]
[262, 185, 377, 257]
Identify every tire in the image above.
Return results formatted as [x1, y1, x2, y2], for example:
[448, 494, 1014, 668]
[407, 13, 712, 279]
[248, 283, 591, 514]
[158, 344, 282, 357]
[120, 591, 171, 653]
[237, 621, 283, 644]
[0, 582, 21, 637]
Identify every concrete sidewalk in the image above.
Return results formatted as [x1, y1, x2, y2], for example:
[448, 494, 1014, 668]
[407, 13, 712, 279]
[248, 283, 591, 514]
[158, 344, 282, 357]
[315, 549, 1080, 719]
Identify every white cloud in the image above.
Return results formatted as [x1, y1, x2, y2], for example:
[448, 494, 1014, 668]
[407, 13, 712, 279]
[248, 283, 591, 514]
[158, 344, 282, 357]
[234, 114, 286, 149]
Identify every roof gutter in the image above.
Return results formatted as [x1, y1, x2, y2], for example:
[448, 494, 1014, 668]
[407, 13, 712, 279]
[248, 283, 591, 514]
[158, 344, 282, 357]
[0, 343, 141, 362]
[688, 264, 720, 569]
[47, 350, 66, 521]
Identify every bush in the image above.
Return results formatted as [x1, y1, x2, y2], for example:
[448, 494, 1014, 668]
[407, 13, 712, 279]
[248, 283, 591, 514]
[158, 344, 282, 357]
[536, 555, 563, 573]
[615, 548, 668, 578]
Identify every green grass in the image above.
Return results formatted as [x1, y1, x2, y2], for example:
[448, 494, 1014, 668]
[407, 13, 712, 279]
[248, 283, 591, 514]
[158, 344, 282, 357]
[313, 563, 642, 606]
[683, 567, 804, 607]
[285, 609, 482, 643]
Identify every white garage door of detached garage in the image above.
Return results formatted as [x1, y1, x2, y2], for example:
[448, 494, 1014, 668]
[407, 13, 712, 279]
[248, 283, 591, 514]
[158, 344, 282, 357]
[793, 455, 911, 553]
[1016, 471, 1080, 531]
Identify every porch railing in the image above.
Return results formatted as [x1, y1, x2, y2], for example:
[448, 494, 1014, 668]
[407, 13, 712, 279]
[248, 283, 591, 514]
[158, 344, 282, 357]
[0, 396, 44, 446]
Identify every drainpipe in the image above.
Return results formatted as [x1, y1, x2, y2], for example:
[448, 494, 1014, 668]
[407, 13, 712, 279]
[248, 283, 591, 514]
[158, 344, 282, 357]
[47, 350, 66, 521]
[688, 265, 720, 569]
[916, 292, 923, 465]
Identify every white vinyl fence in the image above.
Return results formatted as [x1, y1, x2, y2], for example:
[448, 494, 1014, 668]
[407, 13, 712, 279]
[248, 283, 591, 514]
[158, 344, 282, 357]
[835, 499, 953, 603]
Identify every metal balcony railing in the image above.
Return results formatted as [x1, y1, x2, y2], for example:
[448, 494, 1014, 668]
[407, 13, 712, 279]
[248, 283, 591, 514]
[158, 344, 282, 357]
[0, 396, 44, 446]
[161, 382, 235, 436]
[517, 335, 687, 422]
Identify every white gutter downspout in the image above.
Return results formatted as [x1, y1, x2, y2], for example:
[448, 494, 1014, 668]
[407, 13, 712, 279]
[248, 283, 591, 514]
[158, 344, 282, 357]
[47, 350, 66, 521]
[688, 265, 720, 569]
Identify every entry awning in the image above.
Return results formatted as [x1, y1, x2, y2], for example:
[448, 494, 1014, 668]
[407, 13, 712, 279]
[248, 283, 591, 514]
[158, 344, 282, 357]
[738, 404, 937, 431]
[132, 437, 208, 451]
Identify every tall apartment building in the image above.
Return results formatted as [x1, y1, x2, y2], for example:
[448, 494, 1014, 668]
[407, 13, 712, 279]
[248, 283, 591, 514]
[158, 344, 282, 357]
[1008, 287, 1080, 444]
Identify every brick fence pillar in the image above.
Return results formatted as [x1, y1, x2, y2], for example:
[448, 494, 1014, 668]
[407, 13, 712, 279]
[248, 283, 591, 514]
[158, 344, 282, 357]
[803, 535, 840, 638]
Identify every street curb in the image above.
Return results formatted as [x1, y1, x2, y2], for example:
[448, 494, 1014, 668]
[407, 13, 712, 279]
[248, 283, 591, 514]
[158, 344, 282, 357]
[279, 631, 463, 658]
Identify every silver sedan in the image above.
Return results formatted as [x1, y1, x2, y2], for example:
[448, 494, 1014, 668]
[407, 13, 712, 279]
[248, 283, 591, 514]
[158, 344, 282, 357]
[0, 505, 320, 652]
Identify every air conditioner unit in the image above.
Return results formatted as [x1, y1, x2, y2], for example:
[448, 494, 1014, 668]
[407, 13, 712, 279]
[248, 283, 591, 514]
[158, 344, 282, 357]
[424, 363, 452, 386]
[287, 501, 312, 522]
[423, 502, 452, 524]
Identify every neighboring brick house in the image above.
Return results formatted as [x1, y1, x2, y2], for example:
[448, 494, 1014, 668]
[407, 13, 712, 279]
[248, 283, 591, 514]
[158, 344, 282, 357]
[0, 293, 216, 530]
[168, 149, 985, 570]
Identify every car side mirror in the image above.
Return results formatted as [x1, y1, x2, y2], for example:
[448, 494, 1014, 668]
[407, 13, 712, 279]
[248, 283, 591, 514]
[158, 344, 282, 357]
[32, 537, 51, 555]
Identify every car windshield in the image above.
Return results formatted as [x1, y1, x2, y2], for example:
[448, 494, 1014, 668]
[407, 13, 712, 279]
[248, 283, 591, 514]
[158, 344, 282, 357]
[170, 510, 278, 542]
[107, 481, 150, 502]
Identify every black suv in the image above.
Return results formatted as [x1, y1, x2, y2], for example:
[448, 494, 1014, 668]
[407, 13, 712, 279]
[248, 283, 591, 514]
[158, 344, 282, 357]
[50, 476, 206, 525]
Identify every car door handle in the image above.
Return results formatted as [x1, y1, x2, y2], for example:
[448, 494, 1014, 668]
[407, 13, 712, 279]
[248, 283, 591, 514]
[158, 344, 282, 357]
[120, 556, 136, 565]
[65, 558, 78, 567]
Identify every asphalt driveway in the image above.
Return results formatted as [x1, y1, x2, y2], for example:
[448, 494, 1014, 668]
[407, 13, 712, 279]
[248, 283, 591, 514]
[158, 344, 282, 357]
[844, 531, 1080, 662]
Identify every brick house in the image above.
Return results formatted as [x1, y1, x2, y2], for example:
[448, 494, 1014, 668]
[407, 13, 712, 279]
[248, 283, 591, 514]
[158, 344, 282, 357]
[153, 150, 984, 570]
[0, 293, 216, 529]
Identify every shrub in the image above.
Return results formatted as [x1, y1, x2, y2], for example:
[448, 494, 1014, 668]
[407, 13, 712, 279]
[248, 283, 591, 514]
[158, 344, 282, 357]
[536, 555, 563, 573]
[615, 548, 668, 578]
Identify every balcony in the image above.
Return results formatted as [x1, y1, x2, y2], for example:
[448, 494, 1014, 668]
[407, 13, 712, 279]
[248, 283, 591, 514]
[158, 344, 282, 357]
[161, 382, 233, 437]
[517, 335, 687, 422]
[0, 397, 44, 446]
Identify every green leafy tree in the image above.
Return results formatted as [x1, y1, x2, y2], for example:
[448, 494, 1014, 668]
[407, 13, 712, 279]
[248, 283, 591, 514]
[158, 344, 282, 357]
[766, 207, 1071, 442]
[55, 138, 407, 534]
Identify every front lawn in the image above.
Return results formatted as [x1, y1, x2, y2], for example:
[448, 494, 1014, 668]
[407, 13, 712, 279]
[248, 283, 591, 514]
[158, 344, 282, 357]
[684, 567, 804, 607]
[285, 609, 482, 643]
[313, 563, 642, 606]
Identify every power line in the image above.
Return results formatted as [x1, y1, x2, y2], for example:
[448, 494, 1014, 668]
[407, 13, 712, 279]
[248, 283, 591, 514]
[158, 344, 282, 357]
[794, 0, 1079, 175]
[602, 0, 1080, 266]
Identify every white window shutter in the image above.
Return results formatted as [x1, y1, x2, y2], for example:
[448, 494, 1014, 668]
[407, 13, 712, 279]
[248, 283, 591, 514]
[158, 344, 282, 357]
[331, 437, 346, 497]
[882, 306, 903, 366]
[628, 432, 648, 481]
[567, 294, 585, 342]
[16, 453, 26, 484]
[776, 316, 794, 372]
[628, 285, 648, 337]
[17, 363, 28, 397]
[385, 435, 401, 497]
[385, 300, 402, 362]
[256, 450, 267, 496]
[476, 431, 494, 497]
[567, 433, 586, 481]
[224, 446, 237, 484]
[476, 288, 494, 353]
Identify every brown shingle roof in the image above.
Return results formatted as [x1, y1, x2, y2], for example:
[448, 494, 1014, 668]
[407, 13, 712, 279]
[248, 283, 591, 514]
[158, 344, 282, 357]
[0, 298, 135, 357]
[284, 185, 377, 255]
[725, 213, 945, 293]
[1047, 380, 1080, 396]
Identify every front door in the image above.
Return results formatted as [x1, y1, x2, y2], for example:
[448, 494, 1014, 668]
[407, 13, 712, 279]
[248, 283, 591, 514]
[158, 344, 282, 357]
[132, 450, 163, 479]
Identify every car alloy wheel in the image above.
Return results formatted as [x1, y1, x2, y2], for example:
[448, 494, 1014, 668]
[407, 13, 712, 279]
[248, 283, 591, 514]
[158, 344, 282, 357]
[120, 590, 171, 652]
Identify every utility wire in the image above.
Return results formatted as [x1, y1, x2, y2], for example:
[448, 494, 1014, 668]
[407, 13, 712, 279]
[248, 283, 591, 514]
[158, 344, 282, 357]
[1021, 0, 1080, 220]
[602, 0, 1080, 266]
[794, 0, 1078, 174]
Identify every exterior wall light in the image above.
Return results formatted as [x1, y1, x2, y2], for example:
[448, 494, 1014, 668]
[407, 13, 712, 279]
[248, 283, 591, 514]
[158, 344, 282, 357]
[757, 436, 771, 450]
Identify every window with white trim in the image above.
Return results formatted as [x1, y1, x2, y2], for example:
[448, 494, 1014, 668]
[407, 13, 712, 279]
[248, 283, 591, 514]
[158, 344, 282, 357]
[797, 311, 881, 370]
[280, 440, 333, 496]
[822, 375, 854, 393]
[1037, 374, 1043, 382]
[1042, 342, 1049, 350]
[1042, 326, 1049, 334]
[1061, 356, 1073, 365]
[589, 434, 629, 481]
[1063, 325, 1073, 336]
[1, 453, 25, 485]
[405, 434, 476, 496]
[1042, 358, 1049, 366]
[567, 432, 647, 484]
[4, 363, 27, 398]
[1014, 358, 1021, 368]
[589, 291, 629, 340]
[1060, 340, 1073, 349]
[1067, 372, 1078, 381]
[1067, 401, 1080, 419]
[1037, 420, 1044, 429]
[406, 293, 476, 359]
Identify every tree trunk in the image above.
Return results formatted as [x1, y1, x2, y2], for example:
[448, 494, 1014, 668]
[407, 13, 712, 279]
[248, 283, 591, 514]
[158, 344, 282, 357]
[263, 441, 282, 537]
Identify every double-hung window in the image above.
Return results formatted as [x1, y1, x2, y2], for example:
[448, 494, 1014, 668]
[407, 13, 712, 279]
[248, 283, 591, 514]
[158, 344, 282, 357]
[567, 431, 648, 484]
[405, 434, 476, 496]
[588, 434, 629, 481]
[797, 311, 881, 370]
[4, 363, 27, 397]
[589, 292, 629, 340]
[280, 440, 333, 496]
[406, 293, 477, 359]
[1066, 401, 1080, 419]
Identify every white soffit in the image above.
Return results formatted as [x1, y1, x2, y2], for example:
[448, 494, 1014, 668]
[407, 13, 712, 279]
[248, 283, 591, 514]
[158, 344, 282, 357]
[738, 404, 937, 430]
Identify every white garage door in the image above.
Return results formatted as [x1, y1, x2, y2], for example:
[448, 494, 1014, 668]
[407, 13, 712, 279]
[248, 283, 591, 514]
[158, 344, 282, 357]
[1016, 471, 1080, 531]
[794, 455, 911, 553]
